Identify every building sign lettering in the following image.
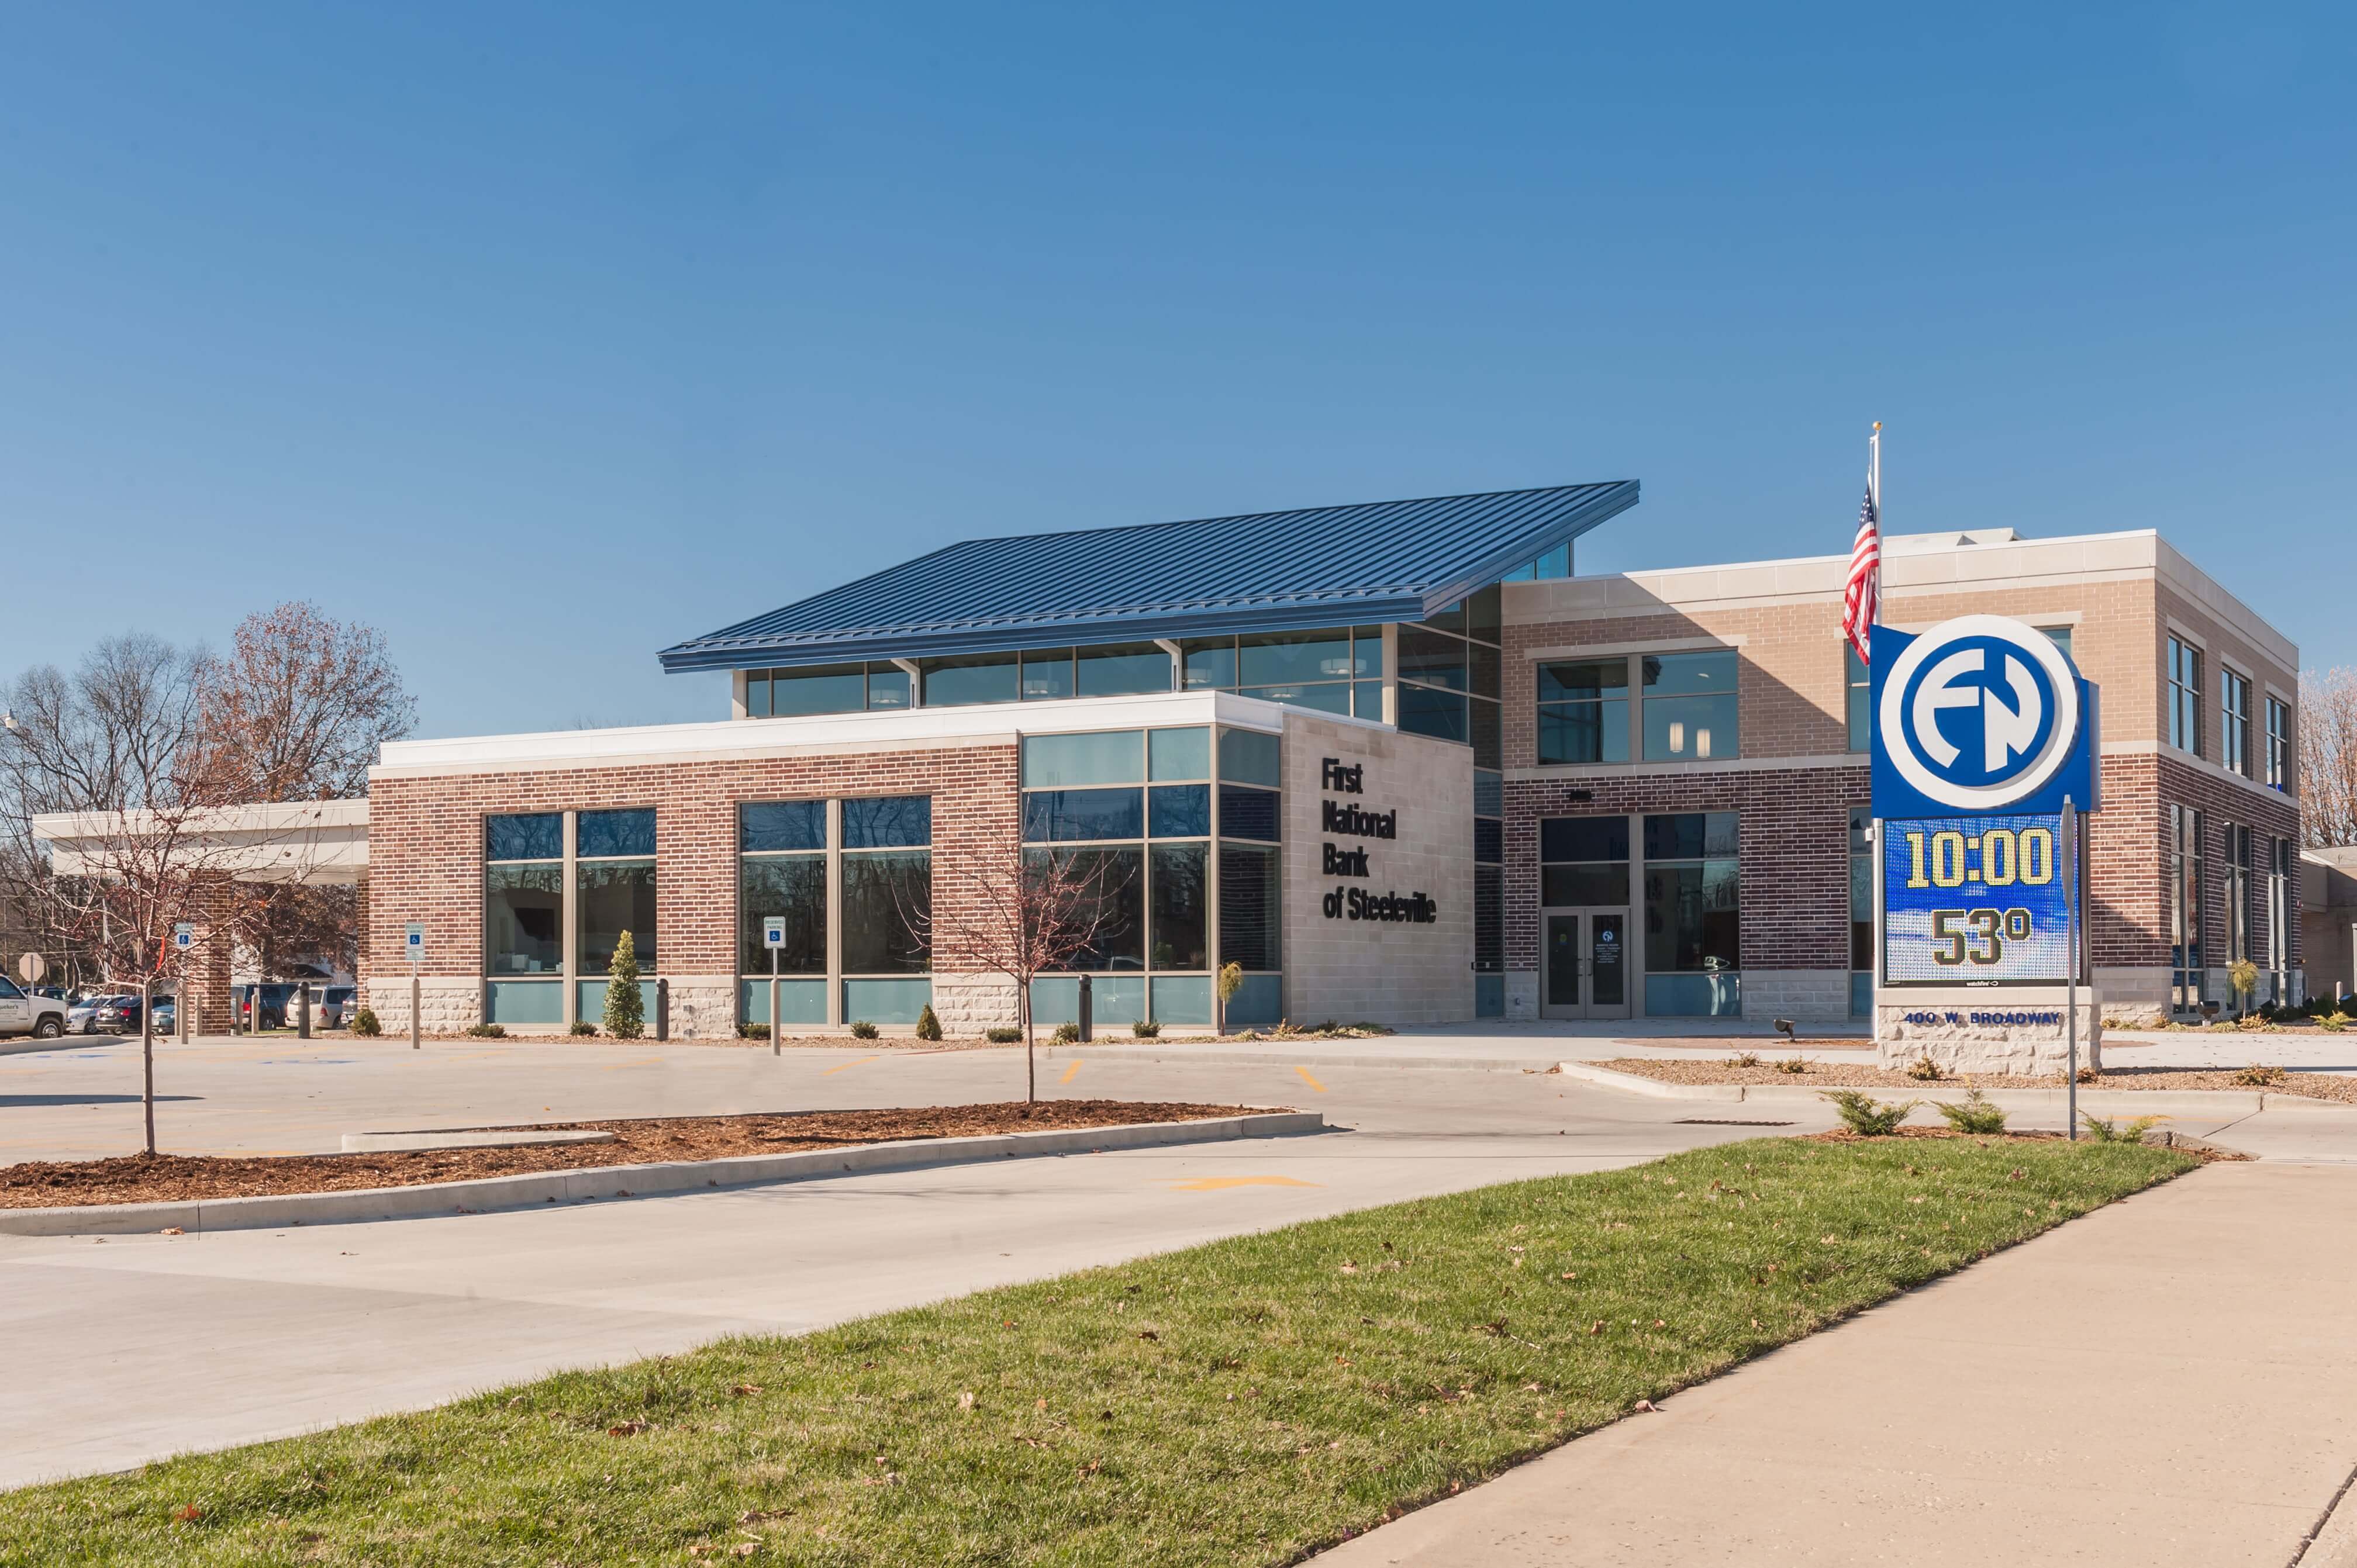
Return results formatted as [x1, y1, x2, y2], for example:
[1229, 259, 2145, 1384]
[1316, 755, 1436, 924]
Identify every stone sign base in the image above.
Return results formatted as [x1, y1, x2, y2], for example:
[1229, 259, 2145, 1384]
[1874, 986, 2103, 1077]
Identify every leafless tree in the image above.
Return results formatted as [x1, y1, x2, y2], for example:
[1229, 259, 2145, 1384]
[191, 601, 416, 802]
[900, 847, 1136, 1104]
[0, 636, 208, 990]
[2300, 667, 2357, 848]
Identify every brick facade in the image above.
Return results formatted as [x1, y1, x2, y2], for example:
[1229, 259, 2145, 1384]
[365, 740, 1020, 1031]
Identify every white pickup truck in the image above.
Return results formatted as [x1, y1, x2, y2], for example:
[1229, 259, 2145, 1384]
[0, 975, 68, 1039]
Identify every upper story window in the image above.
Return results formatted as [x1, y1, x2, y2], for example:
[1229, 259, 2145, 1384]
[2221, 668, 2252, 776]
[1641, 651, 1738, 762]
[2167, 636, 2203, 756]
[2266, 697, 2292, 791]
[1537, 659, 1630, 765]
[1498, 541, 1573, 582]
[747, 662, 910, 718]
[1395, 588, 1502, 768]
[1185, 628, 1377, 718]
[1845, 646, 1870, 753]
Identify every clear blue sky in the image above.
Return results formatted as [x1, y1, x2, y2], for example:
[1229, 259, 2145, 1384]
[2, 3, 2349, 738]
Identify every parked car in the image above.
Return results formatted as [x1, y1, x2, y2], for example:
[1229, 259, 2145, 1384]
[89, 995, 171, 1035]
[320, 986, 354, 1027]
[65, 994, 118, 1033]
[0, 975, 70, 1039]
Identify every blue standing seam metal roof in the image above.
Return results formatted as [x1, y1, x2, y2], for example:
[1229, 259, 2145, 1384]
[657, 480, 1639, 674]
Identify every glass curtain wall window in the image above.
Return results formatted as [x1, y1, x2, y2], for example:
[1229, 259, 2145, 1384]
[1396, 585, 1501, 768]
[575, 809, 657, 977]
[2168, 638, 2203, 755]
[2222, 670, 2252, 776]
[1849, 808, 1873, 1016]
[2170, 805, 2206, 1014]
[746, 662, 912, 718]
[1537, 659, 1630, 765]
[1642, 651, 1738, 762]
[1217, 726, 1282, 1025]
[1473, 768, 1503, 1016]
[1497, 541, 1573, 582]
[738, 800, 827, 1027]
[1642, 812, 1741, 1016]
[1019, 727, 1217, 1027]
[2266, 698, 2292, 791]
[1845, 647, 1871, 752]
[2224, 824, 2252, 968]
[2268, 837, 2292, 1002]
[1181, 628, 1382, 720]
[484, 809, 656, 1029]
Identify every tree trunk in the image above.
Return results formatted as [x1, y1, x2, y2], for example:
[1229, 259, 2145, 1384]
[1020, 984, 1035, 1107]
[140, 978, 156, 1156]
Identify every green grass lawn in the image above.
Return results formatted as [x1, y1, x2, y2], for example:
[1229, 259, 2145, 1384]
[2, 1134, 2193, 1566]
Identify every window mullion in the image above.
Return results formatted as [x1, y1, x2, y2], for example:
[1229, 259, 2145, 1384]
[826, 799, 844, 1026]
[561, 810, 579, 1030]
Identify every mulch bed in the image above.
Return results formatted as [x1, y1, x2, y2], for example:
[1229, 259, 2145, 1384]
[1804, 1126, 2252, 1162]
[0, 1100, 1268, 1210]
[1599, 1058, 2357, 1106]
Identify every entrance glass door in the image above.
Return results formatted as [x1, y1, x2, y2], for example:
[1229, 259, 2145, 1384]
[1544, 910, 1631, 1020]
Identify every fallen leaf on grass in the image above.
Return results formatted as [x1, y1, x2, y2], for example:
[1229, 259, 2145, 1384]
[957, 1391, 975, 1410]
[731, 1384, 762, 1397]
[606, 1420, 648, 1437]
[173, 1504, 203, 1524]
[1633, 1398, 1661, 1414]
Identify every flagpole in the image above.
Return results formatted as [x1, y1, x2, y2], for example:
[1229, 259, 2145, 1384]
[1870, 420, 1881, 521]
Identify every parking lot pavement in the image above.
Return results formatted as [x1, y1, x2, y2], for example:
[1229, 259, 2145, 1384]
[0, 1048, 1809, 1487]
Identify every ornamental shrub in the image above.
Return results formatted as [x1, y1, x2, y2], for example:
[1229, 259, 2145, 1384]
[602, 931, 645, 1039]
[570, 1020, 597, 1037]
[350, 1007, 381, 1038]
[466, 1022, 506, 1038]
[849, 1019, 880, 1039]
[986, 1025, 1022, 1043]
[1052, 1021, 1080, 1044]
[1131, 1020, 1161, 1038]
[1820, 1089, 1921, 1136]
[1934, 1086, 2007, 1135]
[914, 1004, 944, 1042]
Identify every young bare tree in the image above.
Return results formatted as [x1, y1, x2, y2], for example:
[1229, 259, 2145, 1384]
[900, 846, 1135, 1104]
[2301, 666, 2357, 848]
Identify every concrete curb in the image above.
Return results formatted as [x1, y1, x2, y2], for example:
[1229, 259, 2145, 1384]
[1557, 1061, 2348, 1117]
[0, 1111, 1327, 1238]
[1046, 1047, 1562, 1072]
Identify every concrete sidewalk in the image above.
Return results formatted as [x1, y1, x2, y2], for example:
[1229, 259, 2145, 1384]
[1319, 1161, 2357, 1566]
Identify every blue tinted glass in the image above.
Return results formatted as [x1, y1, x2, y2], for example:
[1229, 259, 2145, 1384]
[1217, 727, 1281, 786]
[1397, 682, 1468, 745]
[485, 813, 562, 862]
[1148, 783, 1211, 837]
[740, 800, 826, 853]
[1218, 785, 1281, 842]
[1022, 731, 1143, 787]
[1643, 811, 1740, 860]
[924, 655, 1018, 707]
[1148, 727, 1210, 780]
[576, 808, 655, 858]
[771, 667, 866, 716]
[1023, 788, 1144, 842]
[844, 795, 931, 848]
[1474, 817, 1503, 864]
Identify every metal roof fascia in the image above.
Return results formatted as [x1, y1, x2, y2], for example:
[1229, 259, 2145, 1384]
[1413, 480, 1641, 618]
[656, 594, 1432, 673]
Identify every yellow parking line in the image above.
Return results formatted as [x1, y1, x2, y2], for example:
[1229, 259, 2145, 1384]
[822, 1055, 881, 1076]
[1059, 1061, 1082, 1085]
[1293, 1065, 1327, 1093]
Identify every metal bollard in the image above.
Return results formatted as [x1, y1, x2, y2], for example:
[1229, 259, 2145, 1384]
[1077, 974, 1093, 1044]
[655, 977, 670, 1042]
[299, 983, 312, 1039]
[410, 975, 421, 1050]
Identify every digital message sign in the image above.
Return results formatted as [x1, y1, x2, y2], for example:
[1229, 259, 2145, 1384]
[1880, 813, 2072, 986]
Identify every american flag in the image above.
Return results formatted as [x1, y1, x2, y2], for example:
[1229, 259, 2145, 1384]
[1840, 482, 1880, 665]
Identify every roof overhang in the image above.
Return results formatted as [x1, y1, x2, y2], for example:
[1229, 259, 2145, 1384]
[657, 479, 1639, 674]
[32, 800, 371, 886]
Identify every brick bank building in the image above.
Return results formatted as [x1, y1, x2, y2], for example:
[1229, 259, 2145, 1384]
[354, 482, 2304, 1037]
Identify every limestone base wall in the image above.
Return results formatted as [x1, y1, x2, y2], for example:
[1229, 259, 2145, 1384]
[1875, 987, 2104, 1076]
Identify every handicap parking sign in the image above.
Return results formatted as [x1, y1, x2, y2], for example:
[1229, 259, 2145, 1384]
[172, 922, 194, 949]
[1872, 615, 2099, 818]
[763, 916, 786, 948]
